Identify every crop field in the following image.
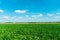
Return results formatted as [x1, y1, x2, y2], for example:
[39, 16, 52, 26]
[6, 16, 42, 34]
[0, 23, 60, 40]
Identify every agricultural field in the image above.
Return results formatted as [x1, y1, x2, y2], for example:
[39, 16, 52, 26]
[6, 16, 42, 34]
[0, 23, 60, 40]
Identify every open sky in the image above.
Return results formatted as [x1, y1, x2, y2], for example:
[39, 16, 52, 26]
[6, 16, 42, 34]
[0, 0, 60, 22]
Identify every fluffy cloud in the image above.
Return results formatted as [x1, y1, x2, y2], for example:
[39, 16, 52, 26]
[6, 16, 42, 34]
[31, 15, 37, 18]
[31, 14, 43, 18]
[0, 10, 4, 13]
[3, 16, 9, 19]
[55, 16, 60, 19]
[14, 10, 27, 13]
[38, 14, 43, 17]
[47, 14, 53, 16]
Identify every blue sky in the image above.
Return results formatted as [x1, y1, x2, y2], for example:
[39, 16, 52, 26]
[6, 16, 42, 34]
[0, 0, 60, 22]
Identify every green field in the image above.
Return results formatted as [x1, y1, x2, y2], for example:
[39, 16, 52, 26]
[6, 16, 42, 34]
[0, 23, 60, 40]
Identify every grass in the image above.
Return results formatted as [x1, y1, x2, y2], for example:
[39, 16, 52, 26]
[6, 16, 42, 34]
[0, 23, 60, 40]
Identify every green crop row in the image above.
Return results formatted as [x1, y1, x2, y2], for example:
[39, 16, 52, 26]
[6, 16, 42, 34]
[0, 24, 59, 40]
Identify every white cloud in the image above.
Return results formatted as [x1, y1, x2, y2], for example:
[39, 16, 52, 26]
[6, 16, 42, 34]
[31, 15, 37, 18]
[31, 15, 37, 19]
[38, 14, 43, 17]
[0, 10, 4, 13]
[31, 14, 43, 19]
[3, 16, 9, 19]
[55, 16, 60, 19]
[47, 14, 53, 16]
[14, 10, 27, 13]
[18, 17, 23, 19]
